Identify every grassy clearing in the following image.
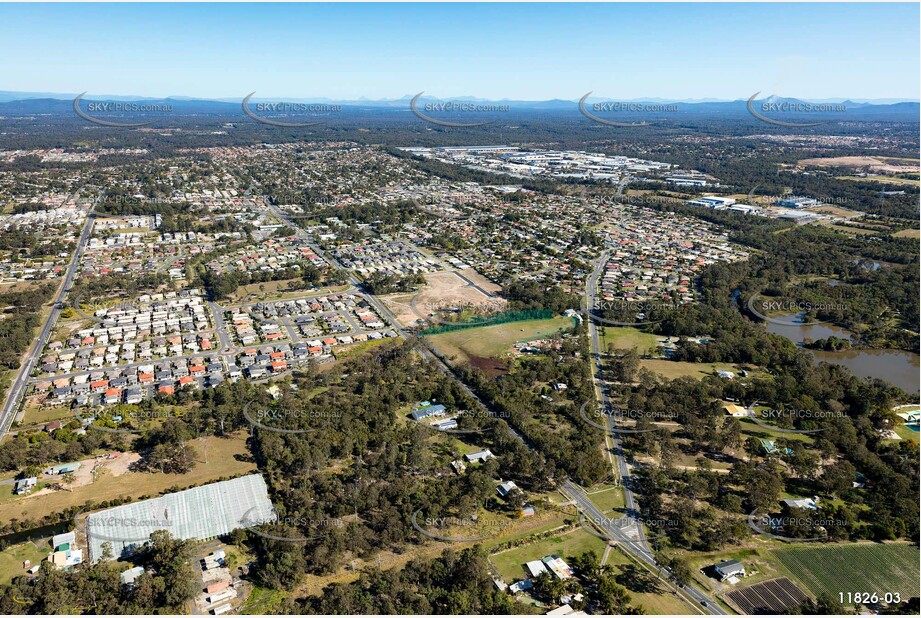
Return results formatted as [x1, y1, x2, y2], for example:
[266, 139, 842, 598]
[0, 433, 255, 522]
[893, 228, 921, 239]
[827, 224, 884, 236]
[427, 317, 572, 362]
[772, 542, 920, 600]
[489, 528, 608, 582]
[640, 359, 741, 380]
[599, 326, 660, 353]
[0, 540, 48, 585]
[835, 175, 920, 186]
[227, 280, 349, 304]
[585, 486, 626, 513]
[738, 417, 815, 445]
[16, 404, 75, 432]
[239, 585, 288, 614]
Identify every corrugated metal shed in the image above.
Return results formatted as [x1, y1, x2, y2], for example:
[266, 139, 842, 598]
[86, 474, 275, 562]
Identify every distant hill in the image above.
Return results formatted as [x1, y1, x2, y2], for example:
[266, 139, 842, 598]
[0, 91, 916, 121]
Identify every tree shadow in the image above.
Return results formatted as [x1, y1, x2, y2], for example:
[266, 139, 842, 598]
[615, 563, 664, 594]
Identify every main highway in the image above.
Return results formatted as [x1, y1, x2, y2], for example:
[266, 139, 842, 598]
[0, 197, 98, 437]
[568, 251, 728, 615]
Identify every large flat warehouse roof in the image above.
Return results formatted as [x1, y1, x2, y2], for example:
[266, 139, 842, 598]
[85, 473, 274, 562]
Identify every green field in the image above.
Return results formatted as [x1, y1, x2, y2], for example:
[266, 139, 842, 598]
[489, 528, 608, 582]
[0, 540, 47, 585]
[584, 486, 626, 513]
[239, 585, 288, 614]
[892, 424, 920, 442]
[640, 359, 743, 381]
[738, 417, 815, 445]
[599, 326, 660, 353]
[427, 317, 573, 362]
[772, 543, 920, 600]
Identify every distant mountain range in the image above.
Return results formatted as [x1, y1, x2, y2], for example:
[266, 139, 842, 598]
[1, 90, 916, 105]
[0, 90, 917, 118]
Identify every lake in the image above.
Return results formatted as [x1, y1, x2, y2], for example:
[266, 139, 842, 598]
[765, 317, 920, 395]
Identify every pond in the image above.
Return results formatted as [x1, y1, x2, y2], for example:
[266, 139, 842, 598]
[765, 316, 920, 395]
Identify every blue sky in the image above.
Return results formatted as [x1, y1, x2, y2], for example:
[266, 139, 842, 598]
[1, 3, 918, 100]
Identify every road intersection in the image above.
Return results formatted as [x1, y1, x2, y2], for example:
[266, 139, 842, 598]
[566, 251, 728, 615]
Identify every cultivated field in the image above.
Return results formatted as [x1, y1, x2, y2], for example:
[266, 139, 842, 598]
[772, 542, 920, 600]
[725, 577, 809, 614]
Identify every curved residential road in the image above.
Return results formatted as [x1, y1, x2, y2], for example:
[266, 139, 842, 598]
[0, 202, 98, 437]
[266, 201, 531, 447]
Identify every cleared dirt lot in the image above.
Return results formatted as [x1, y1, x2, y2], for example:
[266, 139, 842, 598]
[27, 452, 141, 499]
[380, 269, 504, 327]
[799, 156, 919, 174]
[0, 433, 255, 522]
[806, 205, 863, 218]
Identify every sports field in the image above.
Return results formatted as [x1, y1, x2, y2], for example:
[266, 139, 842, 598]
[772, 543, 920, 600]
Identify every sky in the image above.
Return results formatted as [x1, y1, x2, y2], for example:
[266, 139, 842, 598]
[1, 2, 918, 101]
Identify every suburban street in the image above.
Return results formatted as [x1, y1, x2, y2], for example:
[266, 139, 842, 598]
[266, 199, 532, 448]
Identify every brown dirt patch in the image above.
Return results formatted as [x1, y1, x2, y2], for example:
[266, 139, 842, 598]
[379, 269, 504, 328]
[799, 156, 919, 174]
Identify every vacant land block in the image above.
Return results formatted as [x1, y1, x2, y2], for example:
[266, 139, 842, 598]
[427, 317, 573, 363]
[0, 433, 255, 522]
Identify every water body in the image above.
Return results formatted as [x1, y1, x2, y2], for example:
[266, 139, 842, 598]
[766, 317, 920, 395]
